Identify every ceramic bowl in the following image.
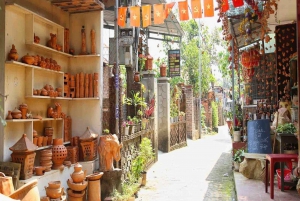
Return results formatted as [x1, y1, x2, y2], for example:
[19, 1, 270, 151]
[48, 181, 61, 189]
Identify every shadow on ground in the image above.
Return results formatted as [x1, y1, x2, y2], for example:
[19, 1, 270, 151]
[203, 152, 237, 201]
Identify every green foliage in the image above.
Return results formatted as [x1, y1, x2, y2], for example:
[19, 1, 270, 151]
[103, 129, 110, 134]
[0, 97, 6, 127]
[211, 101, 218, 129]
[201, 107, 206, 128]
[131, 137, 155, 182]
[111, 180, 139, 201]
[276, 123, 297, 134]
[224, 110, 233, 120]
[170, 77, 185, 88]
[233, 126, 240, 131]
[233, 149, 244, 163]
[124, 91, 147, 117]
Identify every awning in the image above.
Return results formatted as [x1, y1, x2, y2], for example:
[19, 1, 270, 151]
[101, 0, 184, 40]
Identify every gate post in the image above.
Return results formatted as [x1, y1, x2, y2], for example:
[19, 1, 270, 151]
[157, 77, 171, 152]
[185, 85, 198, 140]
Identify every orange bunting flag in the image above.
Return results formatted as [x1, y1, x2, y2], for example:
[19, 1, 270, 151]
[118, 7, 127, 27]
[130, 6, 140, 27]
[165, 2, 175, 19]
[191, 0, 202, 19]
[221, 0, 229, 12]
[142, 5, 151, 27]
[178, 1, 189, 21]
[204, 0, 214, 17]
[153, 4, 165, 24]
[232, 0, 244, 8]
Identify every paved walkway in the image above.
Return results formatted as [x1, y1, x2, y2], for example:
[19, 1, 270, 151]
[136, 126, 236, 201]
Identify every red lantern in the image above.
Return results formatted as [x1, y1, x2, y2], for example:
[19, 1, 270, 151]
[241, 51, 251, 68]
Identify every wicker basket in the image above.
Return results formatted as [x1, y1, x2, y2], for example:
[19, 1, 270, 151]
[11, 152, 36, 180]
[79, 138, 97, 161]
[66, 146, 79, 164]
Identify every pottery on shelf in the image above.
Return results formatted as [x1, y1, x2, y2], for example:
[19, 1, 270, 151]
[19, 103, 28, 119]
[48, 181, 61, 189]
[34, 33, 40, 44]
[67, 179, 88, 191]
[21, 54, 35, 65]
[34, 166, 45, 176]
[8, 44, 18, 61]
[6, 110, 13, 120]
[52, 138, 67, 170]
[46, 33, 57, 49]
[70, 163, 87, 183]
[45, 186, 62, 199]
[11, 108, 22, 119]
[33, 130, 38, 138]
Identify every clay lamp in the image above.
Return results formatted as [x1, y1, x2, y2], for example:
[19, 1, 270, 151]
[9, 134, 38, 180]
[79, 127, 99, 142]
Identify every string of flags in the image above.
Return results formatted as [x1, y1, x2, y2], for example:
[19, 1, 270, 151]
[117, 0, 245, 28]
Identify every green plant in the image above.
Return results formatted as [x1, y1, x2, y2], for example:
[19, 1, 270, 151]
[0, 96, 6, 126]
[103, 129, 110, 134]
[276, 123, 297, 134]
[111, 180, 139, 201]
[211, 101, 218, 129]
[224, 110, 233, 120]
[124, 91, 147, 117]
[131, 137, 155, 182]
[233, 149, 244, 163]
[233, 126, 240, 131]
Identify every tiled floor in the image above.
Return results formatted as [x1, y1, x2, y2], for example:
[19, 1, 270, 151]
[234, 172, 299, 201]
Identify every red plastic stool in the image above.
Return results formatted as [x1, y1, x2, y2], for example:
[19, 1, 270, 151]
[265, 154, 298, 199]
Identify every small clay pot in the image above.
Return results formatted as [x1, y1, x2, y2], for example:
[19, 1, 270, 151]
[6, 111, 13, 120]
[8, 44, 19, 61]
[45, 186, 62, 199]
[37, 136, 44, 147]
[33, 89, 38, 95]
[33, 137, 38, 146]
[11, 108, 22, 119]
[34, 34, 40, 44]
[41, 89, 48, 96]
[34, 166, 45, 176]
[37, 89, 41, 95]
[21, 54, 35, 65]
[48, 181, 61, 189]
[33, 130, 38, 137]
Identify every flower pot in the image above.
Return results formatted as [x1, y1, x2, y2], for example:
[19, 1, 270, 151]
[160, 63, 167, 77]
[141, 171, 147, 186]
[233, 131, 241, 142]
[226, 120, 232, 129]
[145, 55, 153, 70]
[123, 126, 129, 135]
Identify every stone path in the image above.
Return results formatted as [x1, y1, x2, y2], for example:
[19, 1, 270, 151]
[136, 126, 236, 201]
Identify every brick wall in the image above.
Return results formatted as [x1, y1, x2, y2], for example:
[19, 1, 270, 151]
[185, 85, 194, 139]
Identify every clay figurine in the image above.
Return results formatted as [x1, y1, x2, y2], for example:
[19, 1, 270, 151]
[8, 44, 18, 61]
[34, 33, 40, 44]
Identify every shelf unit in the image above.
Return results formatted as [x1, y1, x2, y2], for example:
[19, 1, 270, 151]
[2, 2, 102, 164]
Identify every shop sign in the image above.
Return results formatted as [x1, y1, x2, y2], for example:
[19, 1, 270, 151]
[168, 49, 180, 77]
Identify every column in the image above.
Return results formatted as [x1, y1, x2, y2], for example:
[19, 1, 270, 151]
[185, 85, 197, 140]
[157, 77, 170, 152]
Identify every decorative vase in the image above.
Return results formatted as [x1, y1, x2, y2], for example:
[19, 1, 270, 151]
[160, 63, 167, 77]
[6, 111, 13, 120]
[70, 163, 86, 183]
[145, 54, 153, 70]
[11, 108, 22, 119]
[19, 103, 28, 119]
[80, 26, 87, 55]
[91, 29, 96, 55]
[45, 186, 62, 199]
[8, 44, 19, 61]
[134, 72, 140, 82]
[37, 136, 44, 147]
[52, 138, 67, 170]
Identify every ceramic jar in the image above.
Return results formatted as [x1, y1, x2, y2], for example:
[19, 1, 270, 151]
[160, 63, 167, 77]
[6, 111, 13, 120]
[52, 138, 67, 170]
[45, 182, 62, 199]
[21, 54, 35, 65]
[8, 44, 18, 61]
[70, 163, 86, 183]
[19, 103, 28, 119]
[34, 166, 45, 176]
[11, 108, 22, 119]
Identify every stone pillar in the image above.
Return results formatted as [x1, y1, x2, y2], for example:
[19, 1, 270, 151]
[185, 85, 198, 140]
[157, 78, 170, 153]
[141, 71, 158, 161]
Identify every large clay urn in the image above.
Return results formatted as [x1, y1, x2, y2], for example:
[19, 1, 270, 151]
[52, 138, 67, 170]
[70, 163, 87, 183]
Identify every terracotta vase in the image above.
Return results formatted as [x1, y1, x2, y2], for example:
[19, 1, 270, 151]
[11, 108, 22, 119]
[19, 103, 28, 119]
[134, 72, 140, 82]
[48, 181, 61, 189]
[34, 166, 45, 176]
[33, 137, 38, 146]
[52, 138, 67, 170]
[160, 63, 167, 77]
[70, 163, 86, 183]
[6, 111, 13, 120]
[8, 44, 19, 61]
[37, 136, 44, 147]
[45, 186, 62, 199]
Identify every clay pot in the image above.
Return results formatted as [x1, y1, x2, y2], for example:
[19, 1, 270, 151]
[70, 163, 87, 183]
[52, 138, 67, 170]
[47, 107, 54, 118]
[86, 172, 103, 181]
[21, 54, 35, 65]
[34, 166, 45, 176]
[43, 136, 48, 146]
[33, 130, 38, 138]
[37, 136, 44, 147]
[48, 181, 61, 189]
[33, 89, 38, 95]
[34, 34, 40, 44]
[56, 88, 62, 92]
[6, 111, 13, 120]
[47, 136, 53, 145]
[41, 89, 48, 96]
[44, 127, 54, 136]
[19, 103, 28, 119]
[160, 63, 167, 77]
[44, 84, 50, 91]
[8, 44, 19, 61]
[67, 179, 88, 191]
[33, 137, 38, 146]
[67, 189, 86, 201]
[134, 72, 140, 82]
[56, 44, 62, 51]
[11, 108, 22, 119]
[45, 186, 62, 199]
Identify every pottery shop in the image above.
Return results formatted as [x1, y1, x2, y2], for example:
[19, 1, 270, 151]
[222, 0, 300, 198]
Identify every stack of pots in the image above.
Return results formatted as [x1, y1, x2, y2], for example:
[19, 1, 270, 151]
[44, 127, 54, 145]
[40, 149, 53, 172]
[67, 163, 87, 201]
[45, 181, 63, 200]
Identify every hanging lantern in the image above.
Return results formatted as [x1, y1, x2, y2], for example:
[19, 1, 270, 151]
[241, 50, 251, 68]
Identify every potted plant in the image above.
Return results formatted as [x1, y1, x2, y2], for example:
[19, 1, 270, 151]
[224, 110, 233, 128]
[122, 121, 130, 135]
[275, 123, 297, 135]
[111, 179, 140, 201]
[233, 126, 241, 142]
[233, 149, 244, 171]
[131, 137, 154, 186]
[103, 129, 110, 135]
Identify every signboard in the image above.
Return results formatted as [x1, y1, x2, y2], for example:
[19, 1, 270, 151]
[247, 119, 272, 154]
[168, 49, 180, 77]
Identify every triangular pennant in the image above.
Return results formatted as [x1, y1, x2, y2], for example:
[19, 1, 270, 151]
[130, 6, 140, 27]
[142, 5, 151, 27]
[165, 2, 175, 19]
[221, 0, 229, 12]
[118, 7, 127, 27]
[204, 0, 214, 17]
[233, 0, 244, 8]
[191, 0, 202, 19]
[153, 4, 165, 24]
[178, 1, 189, 21]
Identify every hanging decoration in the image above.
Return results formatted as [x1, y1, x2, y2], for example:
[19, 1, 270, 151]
[178, 1, 189, 21]
[191, 0, 202, 19]
[142, 5, 151, 27]
[232, 0, 244, 8]
[130, 6, 140, 27]
[204, 0, 214, 17]
[117, 7, 127, 27]
[221, 0, 229, 12]
[153, 4, 165, 24]
[165, 2, 175, 19]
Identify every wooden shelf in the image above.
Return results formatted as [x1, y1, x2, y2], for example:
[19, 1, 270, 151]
[6, 118, 63, 123]
[36, 141, 70, 150]
[26, 95, 72, 100]
[72, 54, 101, 58]
[72, 97, 100, 100]
[26, 43, 72, 57]
[6, 61, 64, 74]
